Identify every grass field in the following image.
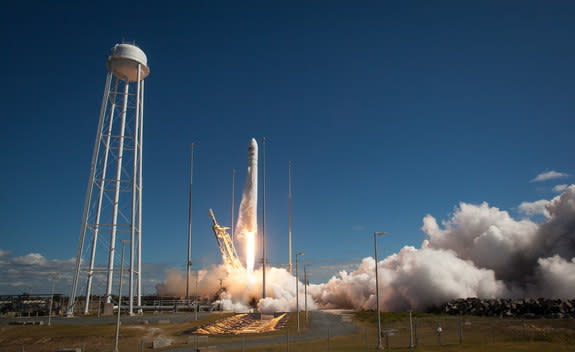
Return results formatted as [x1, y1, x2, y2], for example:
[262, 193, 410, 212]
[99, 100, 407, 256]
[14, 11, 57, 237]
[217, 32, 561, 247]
[0, 313, 234, 352]
[225, 312, 575, 352]
[1, 311, 574, 351]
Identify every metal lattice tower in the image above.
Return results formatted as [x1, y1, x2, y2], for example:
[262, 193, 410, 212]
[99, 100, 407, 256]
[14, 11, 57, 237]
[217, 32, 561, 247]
[67, 43, 149, 316]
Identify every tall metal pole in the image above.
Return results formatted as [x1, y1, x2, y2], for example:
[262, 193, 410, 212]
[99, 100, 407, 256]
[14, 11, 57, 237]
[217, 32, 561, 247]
[48, 276, 56, 326]
[374, 232, 388, 350]
[128, 65, 142, 316]
[288, 161, 293, 274]
[304, 265, 308, 322]
[296, 255, 299, 333]
[137, 79, 144, 311]
[186, 143, 194, 302]
[231, 169, 236, 242]
[115, 240, 128, 352]
[195, 270, 199, 321]
[296, 252, 304, 333]
[374, 233, 382, 350]
[409, 310, 414, 349]
[262, 137, 267, 299]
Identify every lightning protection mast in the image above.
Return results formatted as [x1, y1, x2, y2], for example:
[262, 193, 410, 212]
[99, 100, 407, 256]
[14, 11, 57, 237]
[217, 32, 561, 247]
[288, 161, 293, 274]
[67, 43, 149, 316]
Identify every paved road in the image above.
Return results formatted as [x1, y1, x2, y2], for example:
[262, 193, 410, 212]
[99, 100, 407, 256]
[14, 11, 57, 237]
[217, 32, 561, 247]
[0, 311, 216, 325]
[164, 310, 358, 351]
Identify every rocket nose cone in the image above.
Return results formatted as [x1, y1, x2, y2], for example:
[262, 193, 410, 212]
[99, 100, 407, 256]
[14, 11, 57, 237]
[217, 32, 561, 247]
[249, 138, 258, 152]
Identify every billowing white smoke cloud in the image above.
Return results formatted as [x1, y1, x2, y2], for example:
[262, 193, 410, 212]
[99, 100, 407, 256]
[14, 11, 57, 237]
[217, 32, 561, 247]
[155, 265, 316, 314]
[422, 202, 540, 281]
[157, 185, 575, 312]
[308, 247, 507, 311]
[309, 185, 575, 311]
[534, 256, 575, 298]
[518, 200, 551, 218]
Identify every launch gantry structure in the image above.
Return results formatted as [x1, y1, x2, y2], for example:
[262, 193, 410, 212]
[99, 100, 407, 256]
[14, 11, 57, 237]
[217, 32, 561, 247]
[208, 209, 243, 270]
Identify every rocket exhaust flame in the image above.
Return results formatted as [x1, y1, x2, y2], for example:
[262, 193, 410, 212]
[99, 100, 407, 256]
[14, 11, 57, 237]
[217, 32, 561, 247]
[246, 231, 255, 273]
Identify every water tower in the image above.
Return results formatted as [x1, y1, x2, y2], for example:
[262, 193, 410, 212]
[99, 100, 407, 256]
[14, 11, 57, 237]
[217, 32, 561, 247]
[67, 43, 149, 316]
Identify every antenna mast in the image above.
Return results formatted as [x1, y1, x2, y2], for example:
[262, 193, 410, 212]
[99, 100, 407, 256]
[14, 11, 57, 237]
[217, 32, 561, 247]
[288, 161, 293, 274]
[231, 169, 236, 241]
[186, 143, 195, 301]
[262, 137, 267, 299]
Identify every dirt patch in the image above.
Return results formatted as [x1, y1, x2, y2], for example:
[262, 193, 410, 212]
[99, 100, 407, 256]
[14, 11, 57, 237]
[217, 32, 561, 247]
[125, 325, 163, 338]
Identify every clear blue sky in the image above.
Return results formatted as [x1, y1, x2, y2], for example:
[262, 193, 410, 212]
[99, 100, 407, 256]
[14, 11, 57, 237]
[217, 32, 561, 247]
[1, 1, 575, 287]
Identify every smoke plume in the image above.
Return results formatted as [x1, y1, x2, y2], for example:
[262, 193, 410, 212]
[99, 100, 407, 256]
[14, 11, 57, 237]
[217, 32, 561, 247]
[309, 185, 575, 311]
[156, 185, 575, 312]
[155, 265, 316, 314]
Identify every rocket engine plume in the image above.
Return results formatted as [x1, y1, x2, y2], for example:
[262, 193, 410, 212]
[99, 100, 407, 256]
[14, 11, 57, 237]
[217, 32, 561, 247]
[235, 138, 258, 273]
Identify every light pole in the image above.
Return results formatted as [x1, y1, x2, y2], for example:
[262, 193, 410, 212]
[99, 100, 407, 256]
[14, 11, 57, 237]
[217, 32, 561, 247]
[262, 137, 268, 300]
[48, 276, 57, 326]
[98, 295, 102, 319]
[195, 269, 199, 321]
[409, 310, 414, 349]
[115, 240, 129, 352]
[373, 232, 388, 350]
[231, 169, 236, 242]
[186, 143, 195, 304]
[295, 252, 304, 333]
[304, 265, 309, 322]
[287, 161, 293, 275]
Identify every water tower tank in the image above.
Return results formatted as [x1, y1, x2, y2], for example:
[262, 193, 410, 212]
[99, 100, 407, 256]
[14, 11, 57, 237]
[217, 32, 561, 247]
[106, 43, 150, 82]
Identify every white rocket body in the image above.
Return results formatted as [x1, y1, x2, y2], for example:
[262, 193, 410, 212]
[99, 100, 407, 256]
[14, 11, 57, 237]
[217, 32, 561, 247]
[236, 138, 258, 272]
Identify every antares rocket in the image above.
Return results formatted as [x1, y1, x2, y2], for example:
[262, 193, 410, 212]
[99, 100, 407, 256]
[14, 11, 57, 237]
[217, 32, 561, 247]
[238, 138, 258, 232]
[209, 138, 259, 272]
[236, 138, 258, 272]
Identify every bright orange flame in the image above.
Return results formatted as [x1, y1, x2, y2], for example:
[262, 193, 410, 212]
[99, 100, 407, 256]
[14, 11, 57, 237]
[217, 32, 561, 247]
[246, 231, 255, 273]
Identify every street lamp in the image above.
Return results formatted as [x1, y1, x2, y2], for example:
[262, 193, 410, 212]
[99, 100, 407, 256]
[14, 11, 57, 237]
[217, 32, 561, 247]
[115, 240, 129, 352]
[304, 265, 310, 322]
[195, 269, 199, 321]
[373, 232, 389, 350]
[48, 276, 58, 326]
[186, 143, 194, 305]
[295, 251, 304, 333]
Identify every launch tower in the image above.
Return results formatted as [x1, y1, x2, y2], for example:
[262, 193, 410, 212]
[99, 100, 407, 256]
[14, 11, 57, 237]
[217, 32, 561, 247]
[208, 209, 243, 270]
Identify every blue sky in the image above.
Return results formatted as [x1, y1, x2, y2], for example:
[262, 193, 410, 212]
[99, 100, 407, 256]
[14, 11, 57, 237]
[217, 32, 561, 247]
[1, 1, 575, 292]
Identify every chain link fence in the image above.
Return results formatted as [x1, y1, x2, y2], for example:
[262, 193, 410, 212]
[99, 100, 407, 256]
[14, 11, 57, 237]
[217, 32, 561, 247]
[3, 314, 575, 351]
